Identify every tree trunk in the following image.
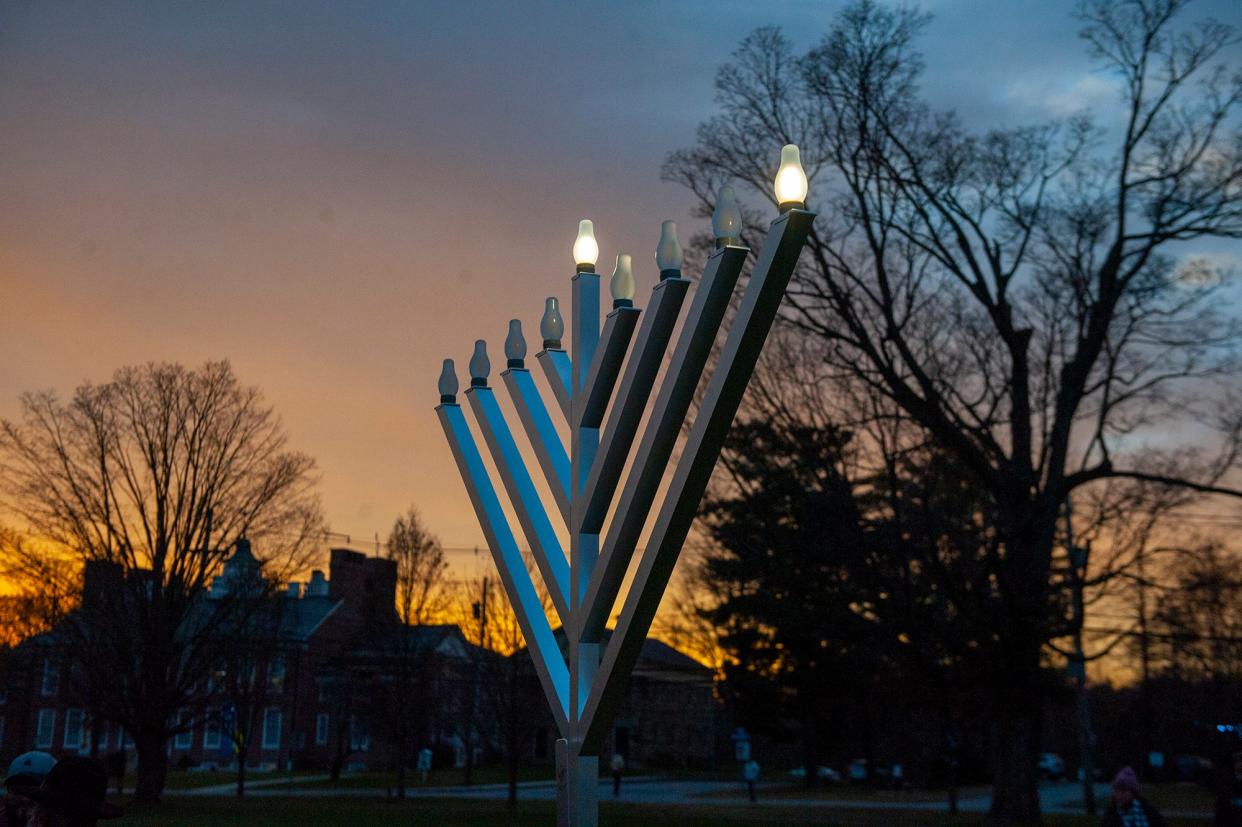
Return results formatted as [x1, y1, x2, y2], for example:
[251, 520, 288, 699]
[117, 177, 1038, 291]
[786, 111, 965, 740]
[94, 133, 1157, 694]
[236, 750, 247, 798]
[132, 730, 168, 804]
[989, 673, 1043, 825]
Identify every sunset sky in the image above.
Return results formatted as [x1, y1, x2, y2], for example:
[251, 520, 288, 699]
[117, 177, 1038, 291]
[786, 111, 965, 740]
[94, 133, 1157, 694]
[3, 0, 1239, 578]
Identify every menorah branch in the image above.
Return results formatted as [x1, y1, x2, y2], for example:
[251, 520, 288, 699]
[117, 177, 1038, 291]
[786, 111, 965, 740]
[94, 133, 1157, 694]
[580, 208, 816, 751]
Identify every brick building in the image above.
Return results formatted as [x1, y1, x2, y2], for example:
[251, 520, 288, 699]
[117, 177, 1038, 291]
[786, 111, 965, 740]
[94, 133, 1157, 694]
[0, 541, 717, 774]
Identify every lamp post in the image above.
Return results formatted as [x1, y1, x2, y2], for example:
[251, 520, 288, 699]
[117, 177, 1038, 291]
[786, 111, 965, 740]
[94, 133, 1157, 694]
[434, 145, 814, 826]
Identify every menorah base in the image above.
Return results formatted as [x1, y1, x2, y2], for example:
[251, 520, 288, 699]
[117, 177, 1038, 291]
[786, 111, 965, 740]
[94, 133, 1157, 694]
[556, 738, 599, 827]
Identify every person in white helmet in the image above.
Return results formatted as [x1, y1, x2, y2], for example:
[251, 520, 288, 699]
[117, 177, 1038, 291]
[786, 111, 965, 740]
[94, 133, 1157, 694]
[2, 752, 56, 827]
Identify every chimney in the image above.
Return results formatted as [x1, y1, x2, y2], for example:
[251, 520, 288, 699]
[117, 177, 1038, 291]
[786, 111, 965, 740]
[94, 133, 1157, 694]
[306, 570, 328, 597]
[328, 548, 397, 625]
[82, 559, 124, 611]
[286, 581, 302, 599]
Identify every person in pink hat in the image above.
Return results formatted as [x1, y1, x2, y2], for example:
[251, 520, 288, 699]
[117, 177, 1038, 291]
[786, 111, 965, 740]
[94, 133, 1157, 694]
[1101, 766, 1166, 827]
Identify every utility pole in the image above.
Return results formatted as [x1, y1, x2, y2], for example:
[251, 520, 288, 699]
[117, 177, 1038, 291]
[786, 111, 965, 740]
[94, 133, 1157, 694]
[1065, 495, 1096, 816]
[1137, 549, 1152, 777]
[465, 576, 488, 786]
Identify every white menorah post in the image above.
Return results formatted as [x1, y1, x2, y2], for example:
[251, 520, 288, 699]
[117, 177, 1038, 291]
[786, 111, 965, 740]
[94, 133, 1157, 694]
[434, 145, 814, 826]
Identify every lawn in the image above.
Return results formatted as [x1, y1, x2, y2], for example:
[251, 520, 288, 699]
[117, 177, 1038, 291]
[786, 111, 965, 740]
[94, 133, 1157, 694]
[116, 795, 1212, 826]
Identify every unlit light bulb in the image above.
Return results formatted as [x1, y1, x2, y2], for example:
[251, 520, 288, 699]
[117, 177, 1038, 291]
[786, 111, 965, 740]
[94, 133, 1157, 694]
[504, 320, 527, 369]
[775, 144, 808, 208]
[712, 185, 742, 246]
[573, 220, 599, 271]
[541, 297, 564, 349]
[655, 220, 683, 279]
[469, 340, 490, 387]
[438, 359, 458, 403]
[610, 254, 635, 308]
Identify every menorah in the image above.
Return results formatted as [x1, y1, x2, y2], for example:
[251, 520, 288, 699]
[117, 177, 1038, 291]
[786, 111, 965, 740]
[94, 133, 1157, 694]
[434, 144, 814, 826]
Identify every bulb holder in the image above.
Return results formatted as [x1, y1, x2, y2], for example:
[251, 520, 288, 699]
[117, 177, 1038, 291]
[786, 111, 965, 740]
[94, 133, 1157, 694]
[612, 298, 633, 309]
[779, 200, 806, 213]
[470, 376, 487, 388]
[542, 339, 562, 350]
[507, 358, 524, 369]
[715, 236, 742, 249]
[576, 264, 596, 274]
[439, 394, 456, 405]
[659, 268, 680, 281]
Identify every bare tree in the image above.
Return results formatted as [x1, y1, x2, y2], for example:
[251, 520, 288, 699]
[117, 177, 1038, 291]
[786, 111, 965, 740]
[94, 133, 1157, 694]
[0, 360, 323, 803]
[383, 506, 448, 798]
[666, 1, 1242, 820]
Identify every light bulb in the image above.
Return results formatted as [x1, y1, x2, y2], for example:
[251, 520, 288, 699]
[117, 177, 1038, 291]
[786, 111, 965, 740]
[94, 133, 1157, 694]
[438, 359, 458, 403]
[610, 254, 635, 308]
[468, 340, 490, 387]
[774, 144, 808, 209]
[540, 297, 564, 349]
[504, 319, 526, 369]
[573, 219, 599, 271]
[655, 220, 683, 279]
[712, 185, 742, 247]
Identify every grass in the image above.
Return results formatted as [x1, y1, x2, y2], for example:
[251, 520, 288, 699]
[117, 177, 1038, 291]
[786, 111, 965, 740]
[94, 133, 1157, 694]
[114, 794, 1215, 826]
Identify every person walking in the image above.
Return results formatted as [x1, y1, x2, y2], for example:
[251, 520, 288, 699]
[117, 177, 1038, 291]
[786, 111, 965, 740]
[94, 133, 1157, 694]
[610, 752, 625, 798]
[1101, 766, 1166, 827]
[2, 753, 56, 827]
[10, 757, 122, 827]
[743, 758, 760, 803]
[1216, 750, 1242, 826]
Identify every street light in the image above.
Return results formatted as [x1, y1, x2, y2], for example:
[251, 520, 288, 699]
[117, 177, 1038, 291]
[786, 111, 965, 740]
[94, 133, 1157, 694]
[434, 144, 815, 827]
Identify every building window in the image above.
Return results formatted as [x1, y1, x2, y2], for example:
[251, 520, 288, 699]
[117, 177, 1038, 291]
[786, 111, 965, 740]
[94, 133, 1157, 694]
[64, 709, 85, 751]
[267, 655, 286, 694]
[261, 708, 282, 750]
[315, 713, 329, 746]
[36, 709, 56, 749]
[203, 717, 221, 750]
[97, 723, 108, 751]
[174, 712, 193, 749]
[348, 715, 368, 752]
[317, 680, 330, 704]
[41, 660, 59, 697]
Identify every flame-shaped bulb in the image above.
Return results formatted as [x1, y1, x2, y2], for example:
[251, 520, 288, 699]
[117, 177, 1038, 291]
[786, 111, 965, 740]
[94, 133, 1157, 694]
[655, 220, 683, 279]
[438, 359, 458, 404]
[468, 340, 489, 387]
[712, 185, 742, 247]
[504, 319, 526, 369]
[572, 219, 599, 272]
[774, 144, 808, 209]
[540, 297, 564, 349]
[610, 254, 635, 308]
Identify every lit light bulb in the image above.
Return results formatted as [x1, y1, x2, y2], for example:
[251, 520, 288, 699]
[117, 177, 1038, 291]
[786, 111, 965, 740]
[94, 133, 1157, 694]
[540, 297, 564, 349]
[468, 340, 490, 387]
[712, 185, 742, 248]
[774, 144, 808, 210]
[610, 254, 635, 308]
[573, 219, 599, 272]
[504, 319, 527, 369]
[655, 220, 683, 279]
[438, 359, 458, 404]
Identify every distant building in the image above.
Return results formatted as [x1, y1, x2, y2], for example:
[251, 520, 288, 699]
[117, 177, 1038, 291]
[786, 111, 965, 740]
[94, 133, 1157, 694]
[0, 541, 717, 773]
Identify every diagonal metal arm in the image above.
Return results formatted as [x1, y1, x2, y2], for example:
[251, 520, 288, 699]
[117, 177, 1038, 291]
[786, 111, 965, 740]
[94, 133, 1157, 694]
[577, 246, 748, 639]
[466, 387, 570, 623]
[580, 209, 815, 751]
[538, 349, 572, 421]
[578, 307, 640, 429]
[578, 277, 689, 533]
[502, 369, 571, 524]
[437, 403, 570, 736]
